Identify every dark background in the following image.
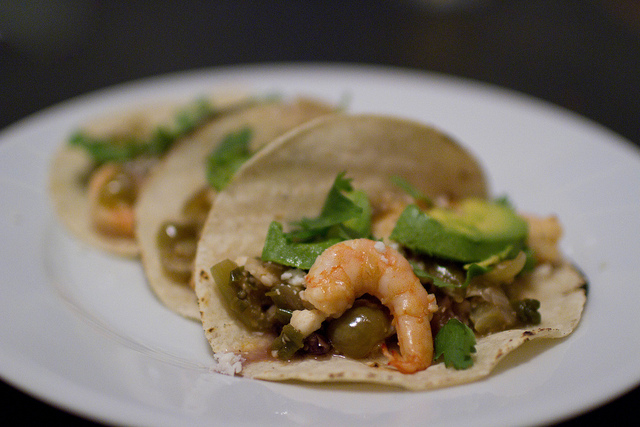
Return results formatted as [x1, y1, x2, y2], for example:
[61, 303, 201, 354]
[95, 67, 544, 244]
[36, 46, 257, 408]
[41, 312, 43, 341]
[1, 1, 638, 425]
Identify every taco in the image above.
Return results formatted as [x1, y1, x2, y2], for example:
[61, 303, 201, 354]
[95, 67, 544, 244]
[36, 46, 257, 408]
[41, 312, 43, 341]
[135, 98, 336, 319]
[193, 113, 587, 388]
[193, 114, 584, 390]
[48, 92, 251, 257]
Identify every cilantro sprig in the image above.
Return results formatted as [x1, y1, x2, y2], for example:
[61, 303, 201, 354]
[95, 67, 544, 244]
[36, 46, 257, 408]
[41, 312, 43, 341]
[434, 319, 477, 369]
[69, 97, 220, 164]
[205, 126, 254, 191]
[261, 172, 372, 269]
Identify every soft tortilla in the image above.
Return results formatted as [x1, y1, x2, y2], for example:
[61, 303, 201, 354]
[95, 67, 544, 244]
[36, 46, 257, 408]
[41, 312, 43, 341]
[48, 92, 248, 257]
[191, 114, 582, 390]
[135, 98, 336, 319]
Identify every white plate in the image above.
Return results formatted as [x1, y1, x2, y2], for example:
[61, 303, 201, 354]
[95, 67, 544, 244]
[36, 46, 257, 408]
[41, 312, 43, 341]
[1, 63, 639, 427]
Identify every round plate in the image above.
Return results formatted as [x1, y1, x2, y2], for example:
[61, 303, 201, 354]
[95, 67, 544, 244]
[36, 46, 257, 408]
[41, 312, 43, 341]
[1, 63, 639, 426]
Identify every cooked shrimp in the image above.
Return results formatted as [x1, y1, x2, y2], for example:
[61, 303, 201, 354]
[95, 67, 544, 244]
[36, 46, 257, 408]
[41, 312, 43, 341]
[522, 213, 563, 264]
[87, 163, 137, 238]
[292, 238, 437, 374]
[370, 191, 412, 239]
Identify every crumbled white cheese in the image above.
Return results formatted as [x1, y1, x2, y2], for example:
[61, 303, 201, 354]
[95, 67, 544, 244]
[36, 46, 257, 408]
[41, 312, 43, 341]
[374, 240, 386, 253]
[281, 268, 307, 286]
[374, 241, 389, 263]
[210, 352, 244, 376]
[290, 309, 325, 336]
[244, 257, 279, 286]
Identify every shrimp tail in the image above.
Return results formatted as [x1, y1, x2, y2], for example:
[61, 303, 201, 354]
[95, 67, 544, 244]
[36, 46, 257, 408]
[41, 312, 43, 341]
[382, 344, 430, 374]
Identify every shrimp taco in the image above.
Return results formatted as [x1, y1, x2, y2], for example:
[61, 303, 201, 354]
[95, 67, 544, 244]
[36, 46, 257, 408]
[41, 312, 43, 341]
[193, 114, 585, 390]
[135, 98, 336, 319]
[49, 92, 251, 257]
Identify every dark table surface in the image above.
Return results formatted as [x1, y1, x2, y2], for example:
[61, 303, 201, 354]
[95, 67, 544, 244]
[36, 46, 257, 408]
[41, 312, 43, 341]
[1, 1, 639, 425]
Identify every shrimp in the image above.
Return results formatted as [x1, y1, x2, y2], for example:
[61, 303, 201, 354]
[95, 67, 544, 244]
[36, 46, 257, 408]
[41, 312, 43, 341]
[522, 213, 563, 264]
[292, 238, 438, 374]
[87, 162, 137, 238]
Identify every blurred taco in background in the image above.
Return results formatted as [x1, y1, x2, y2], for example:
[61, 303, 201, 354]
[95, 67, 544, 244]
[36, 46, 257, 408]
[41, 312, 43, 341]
[135, 97, 336, 319]
[190, 114, 584, 390]
[49, 91, 251, 257]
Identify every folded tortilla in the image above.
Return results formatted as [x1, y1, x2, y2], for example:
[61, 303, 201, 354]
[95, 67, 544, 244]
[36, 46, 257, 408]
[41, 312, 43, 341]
[191, 114, 583, 390]
[48, 92, 249, 257]
[135, 98, 336, 319]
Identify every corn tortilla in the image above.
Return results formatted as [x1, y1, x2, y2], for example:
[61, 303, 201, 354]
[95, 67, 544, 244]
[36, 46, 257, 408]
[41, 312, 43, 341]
[135, 98, 336, 319]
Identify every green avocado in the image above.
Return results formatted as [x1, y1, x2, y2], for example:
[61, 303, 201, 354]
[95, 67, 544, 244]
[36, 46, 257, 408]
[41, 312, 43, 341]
[390, 198, 528, 263]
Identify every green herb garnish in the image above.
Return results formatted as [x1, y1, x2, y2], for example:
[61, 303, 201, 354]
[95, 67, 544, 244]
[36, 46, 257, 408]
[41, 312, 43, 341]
[288, 172, 371, 242]
[261, 222, 342, 270]
[434, 318, 476, 369]
[69, 97, 219, 164]
[205, 126, 254, 191]
[261, 172, 372, 269]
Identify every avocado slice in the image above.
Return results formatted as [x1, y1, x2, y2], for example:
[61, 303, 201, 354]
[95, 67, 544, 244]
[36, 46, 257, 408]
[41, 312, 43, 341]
[390, 198, 528, 263]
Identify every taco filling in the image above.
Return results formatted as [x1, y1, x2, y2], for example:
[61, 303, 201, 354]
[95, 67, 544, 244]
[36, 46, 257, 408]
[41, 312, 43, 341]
[210, 172, 564, 373]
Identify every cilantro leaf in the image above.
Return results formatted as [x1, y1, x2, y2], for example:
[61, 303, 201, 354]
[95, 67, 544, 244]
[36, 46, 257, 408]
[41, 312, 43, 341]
[289, 173, 357, 234]
[261, 222, 342, 269]
[69, 97, 218, 163]
[68, 132, 147, 163]
[205, 126, 253, 191]
[340, 189, 372, 238]
[287, 172, 371, 242]
[434, 318, 476, 369]
[260, 172, 373, 269]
